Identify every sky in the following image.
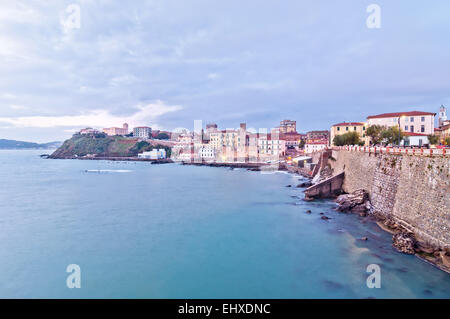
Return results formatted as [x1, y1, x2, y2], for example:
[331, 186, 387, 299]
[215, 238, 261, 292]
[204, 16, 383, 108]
[0, 0, 449, 143]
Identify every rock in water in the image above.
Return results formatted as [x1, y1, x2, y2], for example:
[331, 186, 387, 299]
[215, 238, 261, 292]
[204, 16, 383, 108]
[336, 189, 371, 214]
[296, 181, 312, 188]
[440, 252, 450, 268]
[392, 233, 416, 254]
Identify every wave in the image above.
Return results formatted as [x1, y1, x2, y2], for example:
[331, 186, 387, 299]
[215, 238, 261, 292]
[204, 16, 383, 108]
[84, 169, 133, 173]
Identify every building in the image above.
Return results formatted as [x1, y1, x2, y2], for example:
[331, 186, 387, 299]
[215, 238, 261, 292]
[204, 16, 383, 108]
[255, 133, 286, 158]
[279, 120, 296, 134]
[103, 123, 129, 136]
[209, 125, 248, 150]
[438, 105, 448, 128]
[138, 149, 166, 159]
[280, 132, 303, 151]
[366, 111, 435, 135]
[133, 126, 152, 139]
[330, 122, 367, 146]
[79, 127, 101, 135]
[436, 124, 450, 144]
[307, 130, 329, 140]
[292, 156, 312, 168]
[198, 146, 216, 160]
[304, 140, 328, 154]
[401, 133, 429, 147]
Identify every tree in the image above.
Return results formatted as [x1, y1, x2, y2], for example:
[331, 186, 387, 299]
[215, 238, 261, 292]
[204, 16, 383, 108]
[333, 131, 362, 146]
[380, 126, 403, 146]
[298, 139, 305, 149]
[156, 132, 169, 140]
[445, 137, 450, 146]
[366, 125, 383, 145]
[427, 134, 439, 145]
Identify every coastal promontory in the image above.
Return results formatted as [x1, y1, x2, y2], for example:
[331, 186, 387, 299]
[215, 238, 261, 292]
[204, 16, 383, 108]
[49, 132, 172, 159]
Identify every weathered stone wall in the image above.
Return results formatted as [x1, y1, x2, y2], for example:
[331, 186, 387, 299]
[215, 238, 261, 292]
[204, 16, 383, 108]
[330, 150, 450, 249]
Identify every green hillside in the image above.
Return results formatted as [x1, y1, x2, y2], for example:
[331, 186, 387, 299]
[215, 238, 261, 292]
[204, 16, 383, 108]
[50, 133, 171, 158]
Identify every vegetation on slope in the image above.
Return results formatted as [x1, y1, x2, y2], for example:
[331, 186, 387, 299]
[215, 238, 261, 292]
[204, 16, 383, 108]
[50, 133, 172, 158]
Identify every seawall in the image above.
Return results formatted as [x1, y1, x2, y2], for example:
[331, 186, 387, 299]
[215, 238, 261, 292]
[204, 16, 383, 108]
[329, 149, 450, 250]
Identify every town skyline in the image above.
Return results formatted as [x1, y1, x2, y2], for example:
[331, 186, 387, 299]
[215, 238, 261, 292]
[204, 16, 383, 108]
[1, 1, 450, 143]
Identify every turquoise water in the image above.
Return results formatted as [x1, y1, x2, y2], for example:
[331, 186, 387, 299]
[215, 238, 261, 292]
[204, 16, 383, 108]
[0, 150, 449, 298]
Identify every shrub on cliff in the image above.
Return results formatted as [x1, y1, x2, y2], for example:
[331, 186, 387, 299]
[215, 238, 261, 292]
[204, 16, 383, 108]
[427, 134, 439, 145]
[366, 125, 383, 145]
[333, 131, 362, 146]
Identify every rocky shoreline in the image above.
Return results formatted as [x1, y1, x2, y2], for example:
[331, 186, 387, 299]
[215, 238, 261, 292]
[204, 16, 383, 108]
[180, 161, 272, 171]
[333, 189, 450, 274]
[48, 155, 173, 164]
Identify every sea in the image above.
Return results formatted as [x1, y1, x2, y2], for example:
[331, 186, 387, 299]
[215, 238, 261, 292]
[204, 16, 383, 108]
[0, 150, 449, 298]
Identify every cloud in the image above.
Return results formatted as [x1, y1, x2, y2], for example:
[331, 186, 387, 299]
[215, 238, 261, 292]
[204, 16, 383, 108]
[0, 101, 182, 129]
[109, 75, 139, 87]
[207, 73, 219, 80]
[9, 104, 28, 110]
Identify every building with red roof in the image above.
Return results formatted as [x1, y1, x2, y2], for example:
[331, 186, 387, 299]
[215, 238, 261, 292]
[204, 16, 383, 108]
[367, 111, 435, 137]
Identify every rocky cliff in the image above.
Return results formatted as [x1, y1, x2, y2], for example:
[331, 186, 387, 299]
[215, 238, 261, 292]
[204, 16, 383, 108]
[329, 149, 450, 271]
[50, 133, 171, 159]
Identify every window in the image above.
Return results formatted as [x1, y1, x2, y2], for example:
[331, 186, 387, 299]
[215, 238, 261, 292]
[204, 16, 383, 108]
[354, 127, 357, 130]
[363, 127, 366, 131]
[337, 127, 340, 131]
[421, 125, 425, 132]
[410, 117, 414, 122]
[346, 127, 349, 131]
[421, 117, 425, 122]
[410, 125, 414, 132]
[405, 117, 408, 122]
[405, 126, 408, 131]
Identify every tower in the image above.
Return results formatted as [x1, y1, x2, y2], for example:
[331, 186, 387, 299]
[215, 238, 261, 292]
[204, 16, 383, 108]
[439, 105, 447, 127]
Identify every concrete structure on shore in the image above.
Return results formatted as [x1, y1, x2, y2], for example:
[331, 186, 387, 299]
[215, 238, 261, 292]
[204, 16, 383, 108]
[138, 149, 166, 159]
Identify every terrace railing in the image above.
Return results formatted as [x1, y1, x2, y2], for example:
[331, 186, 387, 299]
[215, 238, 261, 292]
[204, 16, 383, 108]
[332, 145, 449, 157]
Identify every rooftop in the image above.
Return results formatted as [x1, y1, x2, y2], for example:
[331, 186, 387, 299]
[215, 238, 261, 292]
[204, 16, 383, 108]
[332, 122, 365, 127]
[367, 111, 436, 119]
[403, 132, 428, 137]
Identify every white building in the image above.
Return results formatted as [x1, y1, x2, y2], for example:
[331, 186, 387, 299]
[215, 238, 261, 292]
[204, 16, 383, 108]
[367, 111, 435, 135]
[133, 126, 152, 139]
[198, 146, 216, 160]
[304, 141, 327, 154]
[401, 133, 429, 147]
[138, 149, 166, 159]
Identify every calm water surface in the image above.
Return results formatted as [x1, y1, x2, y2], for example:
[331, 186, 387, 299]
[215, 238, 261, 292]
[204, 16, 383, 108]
[0, 150, 449, 298]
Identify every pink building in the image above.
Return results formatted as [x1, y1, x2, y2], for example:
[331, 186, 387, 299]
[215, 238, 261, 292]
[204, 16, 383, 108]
[367, 111, 435, 135]
[103, 123, 129, 136]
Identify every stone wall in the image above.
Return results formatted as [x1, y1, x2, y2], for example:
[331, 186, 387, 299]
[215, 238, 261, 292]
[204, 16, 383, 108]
[330, 150, 450, 249]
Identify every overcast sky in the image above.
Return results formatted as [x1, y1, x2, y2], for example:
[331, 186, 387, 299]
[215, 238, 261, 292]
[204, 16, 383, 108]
[0, 0, 449, 142]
